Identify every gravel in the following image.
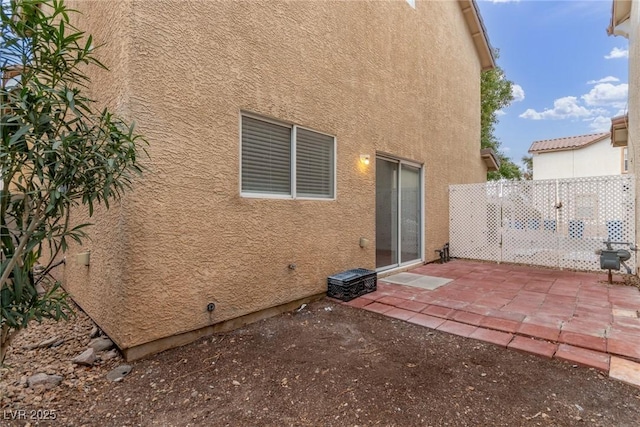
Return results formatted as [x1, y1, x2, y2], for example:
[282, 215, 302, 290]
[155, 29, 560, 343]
[0, 301, 124, 414]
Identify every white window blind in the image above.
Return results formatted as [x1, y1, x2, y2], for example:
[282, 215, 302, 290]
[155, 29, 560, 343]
[241, 114, 335, 199]
[241, 116, 291, 195]
[296, 128, 335, 198]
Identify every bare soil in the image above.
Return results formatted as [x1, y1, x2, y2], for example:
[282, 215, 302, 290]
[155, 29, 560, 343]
[3, 299, 640, 427]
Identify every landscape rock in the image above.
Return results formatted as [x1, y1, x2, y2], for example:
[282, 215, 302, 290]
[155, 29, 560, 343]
[27, 373, 63, 389]
[23, 336, 59, 350]
[72, 348, 97, 366]
[106, 365, 132, 382]
[35, 283, 46, 296]
[51, 339, 65, 348]
[88, 337, 114, 352]
[37, 336, 60, 348]
[0, 299, 120, 410]
[89, 326, 100, 338]
[101, 349, 118, 361]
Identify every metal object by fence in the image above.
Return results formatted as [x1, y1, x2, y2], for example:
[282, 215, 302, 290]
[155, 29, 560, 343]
[449, 175, 636, 272]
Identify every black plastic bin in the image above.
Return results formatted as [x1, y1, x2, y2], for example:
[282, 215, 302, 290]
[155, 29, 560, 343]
[327, 268, 377, 302]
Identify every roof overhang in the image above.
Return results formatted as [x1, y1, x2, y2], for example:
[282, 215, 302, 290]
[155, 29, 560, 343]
[528, 133, 611, 154]
[1, 66, 22, 90]
[480, 148, 500, 172]
[611, 115, 629, 147]
[459, 0, 496, 71]
[608, 0, 632, 38]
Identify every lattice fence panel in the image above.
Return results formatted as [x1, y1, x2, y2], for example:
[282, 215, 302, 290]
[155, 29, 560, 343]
[557, 176, 636, 271]
[449, 175, 636, 272]
[449, 182, 501, 262]
[501, 179, 560, 268]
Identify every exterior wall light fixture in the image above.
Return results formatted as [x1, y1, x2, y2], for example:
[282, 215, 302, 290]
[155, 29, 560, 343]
[360, 154, 370, 165]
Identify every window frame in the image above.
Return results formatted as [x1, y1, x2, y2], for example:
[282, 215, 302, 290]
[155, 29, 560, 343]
[239, 112, 337, 201]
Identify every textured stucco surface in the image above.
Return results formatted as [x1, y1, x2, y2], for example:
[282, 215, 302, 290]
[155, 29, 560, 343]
[60, 0, 134, 343]
[62, 0, 488, 351]
[628, 0, 640, 264]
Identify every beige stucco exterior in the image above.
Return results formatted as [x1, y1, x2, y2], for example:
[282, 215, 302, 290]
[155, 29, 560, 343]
[61, 0, 491, 357]
[610, 0, 638, 270]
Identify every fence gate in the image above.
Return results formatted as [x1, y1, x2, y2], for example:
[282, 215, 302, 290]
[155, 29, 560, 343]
[449, 175, 636, 272]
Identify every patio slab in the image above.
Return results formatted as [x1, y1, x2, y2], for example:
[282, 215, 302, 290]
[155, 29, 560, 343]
[610, 357, 640, 388]
[342, 259, 640, 376]
[469, 328, 514, 347]
[382, 273, 452, 290]
[508, 336, 558, 358]
[555, 344, 610, 371]
[407, 313, 446, 329]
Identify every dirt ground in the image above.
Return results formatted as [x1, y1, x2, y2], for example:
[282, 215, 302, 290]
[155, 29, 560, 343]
[2, 299, 640, 427]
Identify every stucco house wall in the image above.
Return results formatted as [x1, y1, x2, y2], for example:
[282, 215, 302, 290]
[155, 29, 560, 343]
[609, 0, 639, 269]
[63, 0, 490, 358]
[627, 0, 640, 255]
[532, 136, 625, 180]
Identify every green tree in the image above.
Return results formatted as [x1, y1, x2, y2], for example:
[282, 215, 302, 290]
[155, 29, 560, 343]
[490, 154, 523, 181]
[481, 51, 522, 181]
[1, 0, 147, 363]
[521, 155, 533, 180]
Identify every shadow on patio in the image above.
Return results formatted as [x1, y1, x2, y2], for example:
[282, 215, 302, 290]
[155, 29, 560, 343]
[337, 259, 640, 383]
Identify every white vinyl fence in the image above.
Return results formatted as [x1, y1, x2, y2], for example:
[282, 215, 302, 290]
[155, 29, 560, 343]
[449, 175, 636, 272]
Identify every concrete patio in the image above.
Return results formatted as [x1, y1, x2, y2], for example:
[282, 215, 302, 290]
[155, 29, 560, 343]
[336, 260, 640, 387]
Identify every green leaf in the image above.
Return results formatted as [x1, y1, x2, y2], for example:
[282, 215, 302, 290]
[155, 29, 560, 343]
[8, 124, 31, 145]
[1, 0, 147, 361]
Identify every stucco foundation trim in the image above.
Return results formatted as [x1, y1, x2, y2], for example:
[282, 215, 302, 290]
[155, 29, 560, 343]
[121, 293, 326, 361]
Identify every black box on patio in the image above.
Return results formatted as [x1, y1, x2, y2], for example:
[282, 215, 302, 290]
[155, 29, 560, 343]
[327, 268, 377, 302]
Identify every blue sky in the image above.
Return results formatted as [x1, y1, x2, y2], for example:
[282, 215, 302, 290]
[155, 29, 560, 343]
[476, 0, 629, 167]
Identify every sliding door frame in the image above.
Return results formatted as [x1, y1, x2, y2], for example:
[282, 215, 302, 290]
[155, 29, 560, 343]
[375, 153, 425, 272]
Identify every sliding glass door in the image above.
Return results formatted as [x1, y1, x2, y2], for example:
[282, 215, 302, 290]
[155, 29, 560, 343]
[376, 159, 399, 268]
[376, 156, 422, 270]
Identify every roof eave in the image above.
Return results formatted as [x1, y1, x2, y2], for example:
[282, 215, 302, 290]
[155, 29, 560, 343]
[611, 115, 629, 147]
[529, 134, 611, 154]
[529, 147, 578, 155]
[480, 148, 500, 171]
[608, 0, 632, 38]
[459, 0, 496, 71]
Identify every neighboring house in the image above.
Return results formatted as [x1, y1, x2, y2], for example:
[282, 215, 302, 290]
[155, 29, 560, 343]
[609, 0, 639, 272]
[528, 132, 627, 180]
[62, 0, 496, 360]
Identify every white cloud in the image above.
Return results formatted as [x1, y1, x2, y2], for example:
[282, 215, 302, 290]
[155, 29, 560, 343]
[581, 83, 628, 109]
[496, 109, 506, 116]
[520, 81, 628, 134]
[604, 47, 629, 59]
[613, 108, 627, 117]
[588, 116, 612, 132]
[587, 76, 620, 85]
[519, 96, 595, 120]
[511, 84, 525, 102]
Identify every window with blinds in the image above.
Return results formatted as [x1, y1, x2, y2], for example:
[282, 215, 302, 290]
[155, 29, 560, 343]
[241, 116, 292, 195]
[241, 114, 335, 199]
[296, 128, 334, 198]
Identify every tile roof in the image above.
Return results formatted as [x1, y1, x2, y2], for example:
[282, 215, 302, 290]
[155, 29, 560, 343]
[528, 132, 609, 153]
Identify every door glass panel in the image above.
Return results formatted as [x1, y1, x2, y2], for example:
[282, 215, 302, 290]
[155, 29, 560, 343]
[376, 159, 398, 268]
[401, 164, 421, 262]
